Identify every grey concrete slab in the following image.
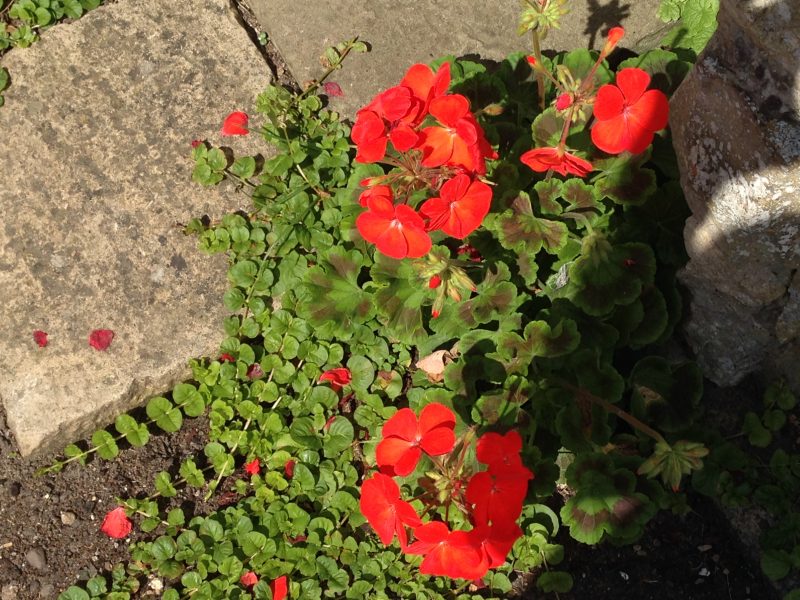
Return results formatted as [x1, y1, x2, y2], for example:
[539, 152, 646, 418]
[0, 0, 271, 455]
[250, 0, 667, 117]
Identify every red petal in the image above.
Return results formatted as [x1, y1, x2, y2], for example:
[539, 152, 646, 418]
[418, 402, 456, 435]
[627, 89, 670, 134]
[390, 124, 419, 151]
[352, 110, 386, 145]
[419, 427, 456, 456]
[240, 571, 259, 587]
[376, 436, 415, 471]
[429, 95, 470, 127]
[406, 521, 450, 554]
[270, 576, 288, 600]
[401, 63, 435, 101]
[432, 62, 452, 98]
[323, 82, 344, 97]
[593, 84, 624, 121]
[420, 196, 450, 232]
[445, 179, 492, 238]
[381, 408, 418, 440]
[420, 531, 487, 580]
[221, 111, 249, 136]
[33, 330, 48, 348]
[244, 458, 260, 475]
[100, 507, 132, 539]
[563, 152, 594, 177]
[320, 367, 352, 386]
[419, 127, 454, 167]
[88, 329, 114, 351]
[616, 67, 651, 104]
[284, 460, 295, 478]
[520, 148, 560, 172]
[378, 86, 415, 121]
[394, 203, 427, 230]
[591, 114, 630, 154]
[400, 223, 432, 258]
[476, 430, 522, 467]
[356, 209, 392, 245]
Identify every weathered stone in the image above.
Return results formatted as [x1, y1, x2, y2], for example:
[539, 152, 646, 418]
[250, 0, 666, 117]
[670, 0, 800, 388]
[0, 0, 271, 455]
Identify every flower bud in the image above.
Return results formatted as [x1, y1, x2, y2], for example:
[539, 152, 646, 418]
[429, 275, 442, 289]
[555, 93, 573, 111]
[607, 26, 625, 46]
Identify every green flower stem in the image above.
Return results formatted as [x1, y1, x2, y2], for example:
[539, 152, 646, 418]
[205, 417, 252, 501]
[556, 379, 667, 445]
[299, 37, 361, 99]
[223, 168, 256, 190]
[531, 29, 546, 111]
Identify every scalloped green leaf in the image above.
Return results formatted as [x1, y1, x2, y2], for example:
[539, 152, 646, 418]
[594, 151, 657, 206]
[296, 247, 375, 340]
[369, 254, 427, 345]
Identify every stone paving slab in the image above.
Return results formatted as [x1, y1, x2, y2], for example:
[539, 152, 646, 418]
[0, 0, 271, 455]
[250, 0, 667, 117]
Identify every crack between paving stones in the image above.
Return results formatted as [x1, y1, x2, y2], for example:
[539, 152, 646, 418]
[228, 0, 301, 93]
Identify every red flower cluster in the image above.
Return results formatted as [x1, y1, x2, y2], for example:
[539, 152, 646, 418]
[353, 63, 497, 259]
[361, 405, 533, 580]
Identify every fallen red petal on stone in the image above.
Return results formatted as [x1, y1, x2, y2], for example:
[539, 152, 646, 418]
[323, 82, 344, 97]
[33, 330, 48, 348]
[88, 329, 115, 351]
[221, 111, 249, 136]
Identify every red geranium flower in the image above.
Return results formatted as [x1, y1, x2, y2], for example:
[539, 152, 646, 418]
[360, 472, 422, 548]
[358, 184, 393, 207]
[244, 458, 260, 476]
[221, 111, 249, 136]
[88, 329, 114, 351]
[270, 575, 288, 600]
[405, 521, 488, 580]
[476, 430, 523, 470]
[420, 174, 492, 238]
[418, 94, 495, 175]
[469, 520, 524, 568]
[100, 507, 132, 539]
[240, 571, 258, 587]
[466, 464, 533, 526]
[520, 147, 593, 177]
[376, 403, 456, 476]
[319, 367, 351, 391]
[399, 62, 451, 118]
[285, 460, 295, 479]
[356, 195, 431, 259]
[33, 330, 48, 348]
[591, 67, 669, 154]
[352, 85, 423, 162]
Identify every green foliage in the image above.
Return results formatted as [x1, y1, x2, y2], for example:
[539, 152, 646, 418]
[657, 0, 720, 54]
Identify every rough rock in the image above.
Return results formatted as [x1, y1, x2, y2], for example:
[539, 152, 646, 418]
[25, 547, 47, 571]
[670, 0, 800, 389]
[0, 0, 271, 455]
[250, 0, 666, 117]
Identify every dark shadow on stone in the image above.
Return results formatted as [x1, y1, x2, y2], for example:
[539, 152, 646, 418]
[584, 0, 632, 49]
